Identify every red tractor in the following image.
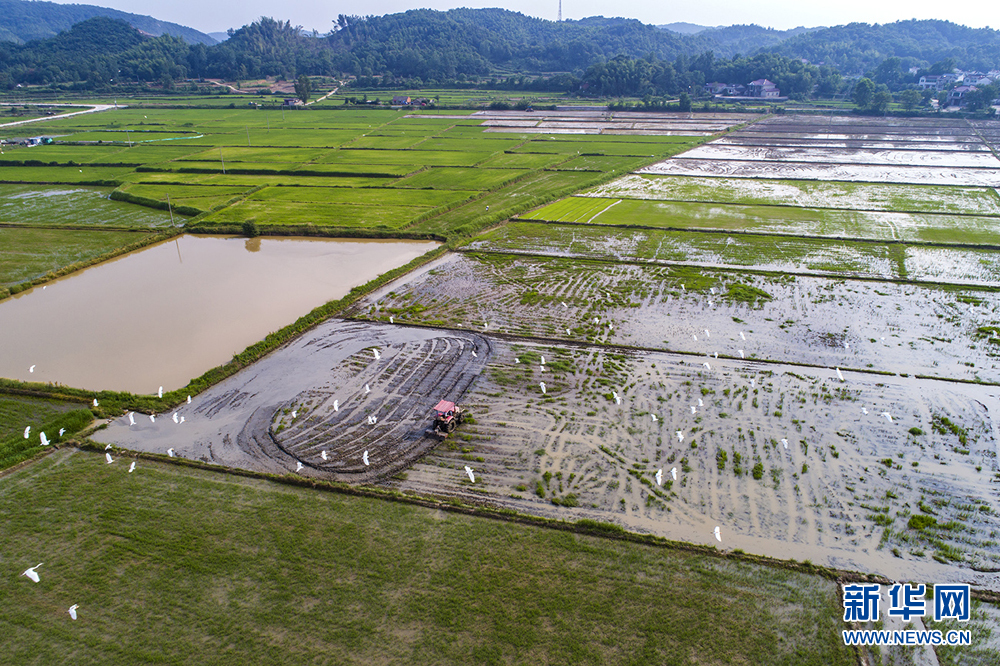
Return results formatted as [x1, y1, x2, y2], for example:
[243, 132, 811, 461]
[432, 400, 465, 438]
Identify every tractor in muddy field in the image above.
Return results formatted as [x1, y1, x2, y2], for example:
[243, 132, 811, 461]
[432, 400, 465, 438]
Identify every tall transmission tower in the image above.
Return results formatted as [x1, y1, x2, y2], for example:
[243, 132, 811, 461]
[558, 0, 562, 22]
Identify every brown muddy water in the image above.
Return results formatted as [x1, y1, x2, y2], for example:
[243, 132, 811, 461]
[0, 235, 439, 393]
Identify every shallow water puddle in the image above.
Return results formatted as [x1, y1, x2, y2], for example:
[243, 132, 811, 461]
[0, 235, 439, 393]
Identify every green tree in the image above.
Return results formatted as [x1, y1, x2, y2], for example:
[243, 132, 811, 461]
[870, 84, 893, 114]
[678, 92, 691, 111]
[294, 74, 311, 103]
[899, 89, 921, 110]
[852, 77, 875, 108]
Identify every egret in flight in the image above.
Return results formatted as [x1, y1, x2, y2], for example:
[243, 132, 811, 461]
[23, 426, 30, 439]
[22, 564, 42, 583]
[464, 466, 476, 483]
[363, 450, 370, 466]
[167, 448, 175, 457]
[655, 469, 663, 486]
[540, 382, 546, 394]
[68, 605, 79, 620]
[93, 398, 99, 407]
[105, 452, 114, 464]
[40, 432, 48, 446]
[128, 412, 135, 426]
[671, 467, 677, 481]
[714, 526, 721, 542]
[321, 450, 328, 461]
[29, 365, 35, 373]
[333, 400, 339, 412]
[128, 462, 136, 473]
[676, 430, 683, 442]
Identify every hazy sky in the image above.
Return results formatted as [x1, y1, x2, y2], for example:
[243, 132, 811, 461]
[50, 0, 995, 35]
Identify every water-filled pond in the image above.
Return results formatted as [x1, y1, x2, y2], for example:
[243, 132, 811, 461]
[0, 234, 439, 393]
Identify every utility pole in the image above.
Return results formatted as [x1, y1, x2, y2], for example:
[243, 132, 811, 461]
[558, 0, 562, 22]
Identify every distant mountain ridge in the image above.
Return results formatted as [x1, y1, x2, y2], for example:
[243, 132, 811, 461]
[0, 0, 216, 45]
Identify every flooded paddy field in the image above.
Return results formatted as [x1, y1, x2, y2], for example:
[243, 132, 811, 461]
[579, 174, 1000, 216]
[390, 339, 1000, 587]
[640, 115, 1000, 187]
[0, 235, 439, 392]
[353, 252, 1000, 383]
[93, 320, 489, 482]
[0, 184, 177, 228]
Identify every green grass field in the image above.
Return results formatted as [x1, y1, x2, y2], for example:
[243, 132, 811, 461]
[0, 394, 83, 440]
[0, 184, 175, 228]
[0, 449, 855, 665]
[523, 196, 1000, 244]
[0, 227, 157, 285]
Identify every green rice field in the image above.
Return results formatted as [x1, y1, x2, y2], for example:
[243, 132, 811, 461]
[0, 449, 855, 666]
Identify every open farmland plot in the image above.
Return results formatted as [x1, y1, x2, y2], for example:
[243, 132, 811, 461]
[0, 449, 856, 666]
[201, 200, 432, 229]
[523, 196, 1000, 245]
[0, 184, 176, 228]
[353, 252, 1000, 383]
[641, 115, 1000, 186]
[580, 174, 1000, 216]
[0, 227, 156, 286]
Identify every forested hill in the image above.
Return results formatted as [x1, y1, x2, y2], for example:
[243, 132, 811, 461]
[328, 9, 694, 76]
[772, 20, 1000, 73]
[0, 0, 216, 45]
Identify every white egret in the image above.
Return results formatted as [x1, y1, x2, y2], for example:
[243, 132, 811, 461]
[882, 412, 893, 423]
[464, 466, 476, 483]
[29, 365, 35, 373]
[692, 334, 698, 342]
[333, 400, 339, 412]
[363, 450, 369, 466]
[93, 398, 99, 407]
[862, 407, 868, 415]
[22, 564, 42, 583]
[291, 410, 297, 419]
[179, 416, 185, 423]
[158, 387, 163, 398]
[844, 342, 849, 350]
[296, 461, 303, 472]
[671, 467, 677, 481]
[703, 362, 711, 370]
[613, 391, 621, 405]
[710, 287, 717, 295]
[781, 438, 788, 450]
[566, 329, 571, 335]
[321, 450, 328, 461]
[714, 352, 718, 359]
[484, 321, 488, 330]
[738, 350, 744, 359]
[704, 329, 710, 338]
[714, 526, 721, 542]
[172, 412, 178, 424]
[690, 405, 697, 414]
[676, 430, 683, 442]
[105, 444, 112, 451]
[128, 412, 135, 426]
[58, 428, 65, 437]
[105, 452, 114, 464]
[39, 432, 48, 446]
[167, 448, 175, 457]
[836, 368, 844, 381]
[390, 316, 394, 324]
[23, 426, 30, 439]
[594, 318, 599, 324]
[561, 302, 568, 308]
[514, 358, 520, 364]
[698, 398, 704, 407]
[540, 356, 545, 365]
[655, 469, 663, 486]
[652, 414, 657, 422]
[364, 384, 370, 394]
[540, 382, 547, 394]
[472, 350, 478, 357]
[373, 349, 380, 360]
[68, 605, 78, 620]
[681, 284, 685, 291]
[739, 331, 746, 341]
[128, 462, 135, 473]
[150, 414, 155, 423]
[750, 378, 755, 388]
[187, 395, 191, 404]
